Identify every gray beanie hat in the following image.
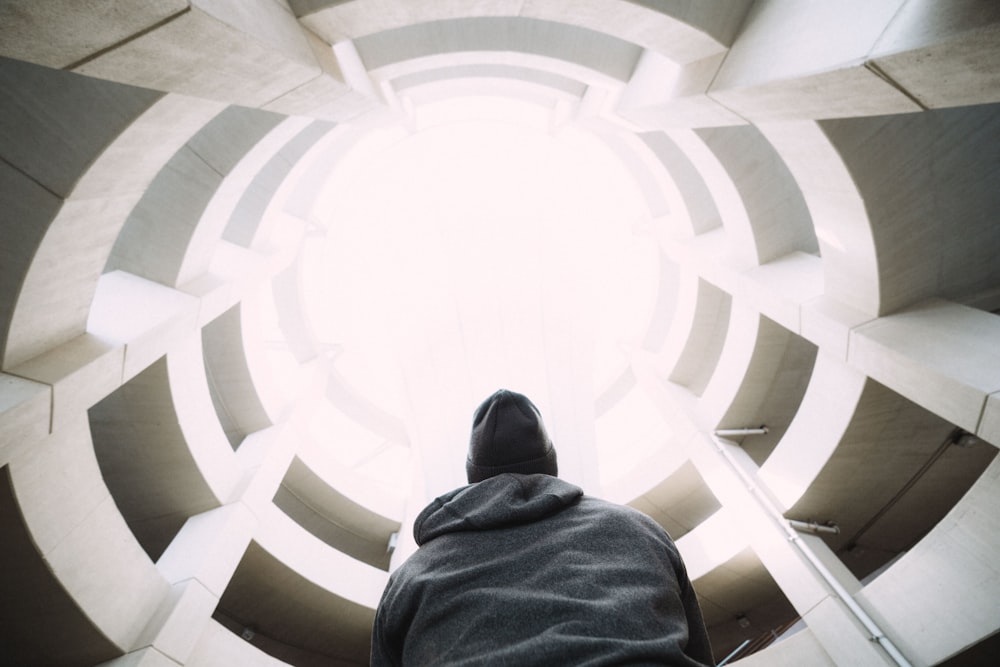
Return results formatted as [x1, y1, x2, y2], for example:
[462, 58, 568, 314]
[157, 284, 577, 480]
[466, 389, 558, 483]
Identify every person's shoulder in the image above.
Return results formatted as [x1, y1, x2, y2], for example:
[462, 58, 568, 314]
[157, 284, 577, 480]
[579, 495, 648, 516]
[578, 496, 669, 531]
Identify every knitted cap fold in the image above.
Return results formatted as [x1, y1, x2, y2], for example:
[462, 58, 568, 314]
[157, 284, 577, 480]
[466, 389, 557, 483]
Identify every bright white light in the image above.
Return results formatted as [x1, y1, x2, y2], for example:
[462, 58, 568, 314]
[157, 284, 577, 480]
[239, 94, 692, 499]
[302, 98, 658, 424]
[677, 509, 749, 580]
[596, 387, 673, 487]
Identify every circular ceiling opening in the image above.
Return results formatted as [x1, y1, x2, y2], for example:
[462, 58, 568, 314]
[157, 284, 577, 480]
[306, 99, 657, 408]
[257, 97, 671, 494]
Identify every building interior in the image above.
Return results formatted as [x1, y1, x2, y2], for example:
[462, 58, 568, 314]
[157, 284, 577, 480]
[1, 1, 999, 665]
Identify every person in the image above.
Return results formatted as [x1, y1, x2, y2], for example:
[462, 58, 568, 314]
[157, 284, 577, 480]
[371, 389, 715, 666]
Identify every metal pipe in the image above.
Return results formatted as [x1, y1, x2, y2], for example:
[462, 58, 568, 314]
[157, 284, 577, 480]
[717, 638, 751, 666]
[788, 519, 840, 535]
[712, 436, 913, 667]
[714, 427, 769, 437]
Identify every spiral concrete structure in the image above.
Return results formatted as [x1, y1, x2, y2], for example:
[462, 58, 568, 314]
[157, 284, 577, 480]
[2, 1, 999, 665]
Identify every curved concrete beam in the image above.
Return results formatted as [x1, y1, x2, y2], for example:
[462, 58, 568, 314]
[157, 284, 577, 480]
[296, 436, 406, 523]
[0, 59, 217, 368]
[759, 121, 880, 317]
[580, 121, 673, 219]
[296, 0, 744, 63]
[820, 105, 1000, 316]
[665, 274, 731, 394]
[661, 129, 757, 268]
[274, 456, 400, 569]
[215, 534, 379, 664]
[218, 119, 336, 252]
[713, 317, 817, 465]
[257, 505, 388, 608]
[521, 0, 749, 61]
[696, 125, 817, 264]
[622, 459, 721, 542]
[784, 380, 984, 575]
[89, 353, 223, 561]
[167, 336, 243, 498]
[695, 302, 764, 428]
[858, 455, 1000, 666]
[8, 416, 169, 651]
[202, 305, 273, 449]
[392, 63, 588, 99]
[107, 106, 287, 287]
[355, 17, 642, 84]
[760, 355, 867, 509]
[641, 131, 722, 236]
[369, 50, 629, 97]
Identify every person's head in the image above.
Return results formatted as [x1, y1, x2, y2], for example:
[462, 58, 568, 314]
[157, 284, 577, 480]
[466, 389, 558, 483]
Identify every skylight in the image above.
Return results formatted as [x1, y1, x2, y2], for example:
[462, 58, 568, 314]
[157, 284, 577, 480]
[265, 96, 665, 496]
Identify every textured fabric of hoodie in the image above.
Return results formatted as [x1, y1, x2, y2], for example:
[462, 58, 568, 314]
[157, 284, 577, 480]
[371, 474, 715, 666]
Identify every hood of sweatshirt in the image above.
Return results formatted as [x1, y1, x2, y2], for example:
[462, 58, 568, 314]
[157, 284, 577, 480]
[413, 473, 583, 546]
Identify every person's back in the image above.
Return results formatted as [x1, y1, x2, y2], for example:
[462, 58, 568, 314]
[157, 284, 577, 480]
[371, 390, 715, 666]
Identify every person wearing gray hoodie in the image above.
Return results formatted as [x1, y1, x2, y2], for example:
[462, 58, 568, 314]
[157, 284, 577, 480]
[370, 389, 715, 666]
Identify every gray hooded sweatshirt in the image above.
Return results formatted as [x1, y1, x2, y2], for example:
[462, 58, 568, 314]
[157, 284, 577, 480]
[371, 473, 714, 666]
